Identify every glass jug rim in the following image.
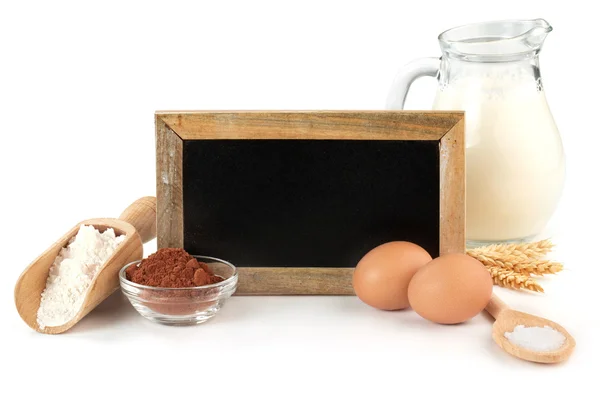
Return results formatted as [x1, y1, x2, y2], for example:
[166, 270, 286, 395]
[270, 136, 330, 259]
[438, 18, 552, 62]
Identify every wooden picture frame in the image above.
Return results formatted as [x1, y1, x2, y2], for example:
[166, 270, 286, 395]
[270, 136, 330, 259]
[155, 111, 465, 295]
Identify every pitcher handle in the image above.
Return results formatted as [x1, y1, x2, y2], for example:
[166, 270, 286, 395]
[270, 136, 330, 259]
[385, 57, 440, 109]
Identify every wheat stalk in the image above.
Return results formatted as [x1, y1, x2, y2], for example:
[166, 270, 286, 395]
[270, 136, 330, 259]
[466, 239, 563, 292]
[510, 260, 563, 275]
[468, 239, 554, 260]
[487, 266, 545, 293]
[467, 250, 563, 276]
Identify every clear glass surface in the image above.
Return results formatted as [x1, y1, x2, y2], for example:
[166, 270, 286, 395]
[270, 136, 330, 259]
[438, 19, 552, 62]
[387, 19, 565, 246]
[119, 255, 238, 326]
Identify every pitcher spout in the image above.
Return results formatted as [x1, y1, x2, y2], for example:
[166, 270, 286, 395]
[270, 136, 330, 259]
[531, 18, 552, 33]
[524, 18, 552, 49]
[438, 18, 553, 61]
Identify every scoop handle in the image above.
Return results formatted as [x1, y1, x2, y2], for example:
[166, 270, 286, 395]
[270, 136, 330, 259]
[486, 294, 510, 320]
[119, 196, 157, 243]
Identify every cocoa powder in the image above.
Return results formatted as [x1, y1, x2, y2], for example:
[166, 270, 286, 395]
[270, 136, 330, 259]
[126, 248, 224, 287]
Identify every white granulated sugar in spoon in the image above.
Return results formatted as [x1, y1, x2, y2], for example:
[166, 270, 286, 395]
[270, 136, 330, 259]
[504, 325, 566, 352]
[37, 225, 125, 329]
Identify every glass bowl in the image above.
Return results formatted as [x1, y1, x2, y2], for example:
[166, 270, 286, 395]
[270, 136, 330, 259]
[119, 255, 238, 326]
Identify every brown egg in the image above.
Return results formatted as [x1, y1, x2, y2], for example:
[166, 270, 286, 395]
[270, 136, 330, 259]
[353, 241, 432, 310]
[407, 253, 493, 324]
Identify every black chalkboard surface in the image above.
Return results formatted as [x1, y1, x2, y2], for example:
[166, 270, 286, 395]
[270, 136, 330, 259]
[156, 111, 465, 295]
[182, 140, 440, 266]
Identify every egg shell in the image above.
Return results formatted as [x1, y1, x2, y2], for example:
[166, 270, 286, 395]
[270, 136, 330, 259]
[353, 241, 432, 310]
[407, 253, 493, 324]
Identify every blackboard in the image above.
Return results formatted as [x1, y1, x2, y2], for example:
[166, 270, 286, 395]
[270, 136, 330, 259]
[156, 111, 465, 295]
[182, 139, 440, 265]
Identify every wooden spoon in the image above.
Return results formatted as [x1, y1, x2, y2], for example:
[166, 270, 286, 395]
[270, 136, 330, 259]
[14, 196, 157, 334]
[486, 294, 576, 363]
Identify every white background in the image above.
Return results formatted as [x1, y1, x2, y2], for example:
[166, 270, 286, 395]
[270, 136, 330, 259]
[1, 1, 598, 399]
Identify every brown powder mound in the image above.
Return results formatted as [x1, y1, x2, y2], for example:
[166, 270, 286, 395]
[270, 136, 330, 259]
[126, 248, 224, 288]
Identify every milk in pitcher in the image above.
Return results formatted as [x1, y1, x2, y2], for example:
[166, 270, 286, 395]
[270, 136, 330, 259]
[386, 19, 565, 244]
[433, 66, 565, 242]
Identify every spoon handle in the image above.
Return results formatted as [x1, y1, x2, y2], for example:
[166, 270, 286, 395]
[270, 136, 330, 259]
[119, 197, 157, 243]
[486, 293, 509, 320]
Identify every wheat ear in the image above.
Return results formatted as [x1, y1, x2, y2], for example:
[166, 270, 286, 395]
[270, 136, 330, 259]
[468, 239, 555, 260]
[487, 266, 545, 293]
[467, 251, 563, 275]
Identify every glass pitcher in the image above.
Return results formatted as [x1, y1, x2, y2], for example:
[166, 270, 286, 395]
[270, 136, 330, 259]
[386, 19, 565, 246]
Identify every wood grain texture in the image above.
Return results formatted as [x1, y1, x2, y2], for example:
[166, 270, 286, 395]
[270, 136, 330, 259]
[14, 197, 157, 334]
[156, 116, 183, 248]
[155, 111, 466, 295]
[487, 294, 576, 364]
[439, 115, 466, 255]
[14, 219, 143, 334]
[156, 111, 464, 140]
[119, 196, 157, 243]
[235, 267, 355, 295]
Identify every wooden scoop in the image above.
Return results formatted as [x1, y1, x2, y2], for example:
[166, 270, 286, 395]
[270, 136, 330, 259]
[14, 196, 157, 334]
[486, 294, 576, 363]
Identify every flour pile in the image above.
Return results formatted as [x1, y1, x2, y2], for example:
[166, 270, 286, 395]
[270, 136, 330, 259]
[37, 225, 126, 329]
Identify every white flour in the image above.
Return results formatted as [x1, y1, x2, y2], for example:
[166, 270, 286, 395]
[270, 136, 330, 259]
[37, 225, 125, 329]
[504, 324, 566, 352]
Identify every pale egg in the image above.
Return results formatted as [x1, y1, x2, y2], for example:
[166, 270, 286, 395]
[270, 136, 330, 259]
[353, 241, 432, 310]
